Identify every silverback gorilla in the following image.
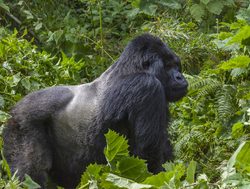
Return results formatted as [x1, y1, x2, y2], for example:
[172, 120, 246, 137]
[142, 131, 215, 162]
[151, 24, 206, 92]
[3, 34, 188, 188]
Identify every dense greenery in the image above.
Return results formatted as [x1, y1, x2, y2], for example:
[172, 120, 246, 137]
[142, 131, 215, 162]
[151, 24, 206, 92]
[0, 0, 250, 188]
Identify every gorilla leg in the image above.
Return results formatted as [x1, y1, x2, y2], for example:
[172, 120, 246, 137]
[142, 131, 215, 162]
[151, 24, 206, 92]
[3, 119, 52, 188]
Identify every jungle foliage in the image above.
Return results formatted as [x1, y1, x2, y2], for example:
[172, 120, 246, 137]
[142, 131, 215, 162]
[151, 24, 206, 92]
[0, 0, 250, 188]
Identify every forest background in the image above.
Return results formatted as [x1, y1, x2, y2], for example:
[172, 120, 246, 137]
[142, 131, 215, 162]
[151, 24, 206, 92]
[0, 0, 250, 188]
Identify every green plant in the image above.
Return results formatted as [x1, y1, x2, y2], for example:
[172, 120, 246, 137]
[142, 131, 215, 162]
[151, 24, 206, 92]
[0, 28, 85, 125]
[78, 130, 208, 189]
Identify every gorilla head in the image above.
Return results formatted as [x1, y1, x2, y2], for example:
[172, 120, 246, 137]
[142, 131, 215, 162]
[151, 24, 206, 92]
[3, 34, 188, 188]
[110, 34, 188, 101]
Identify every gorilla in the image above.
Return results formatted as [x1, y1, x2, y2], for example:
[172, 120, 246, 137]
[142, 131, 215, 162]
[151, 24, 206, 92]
[3, 34, 188, 188]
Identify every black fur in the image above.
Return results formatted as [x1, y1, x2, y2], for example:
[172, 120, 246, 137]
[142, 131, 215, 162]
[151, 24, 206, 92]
[3, 34, 188, 188]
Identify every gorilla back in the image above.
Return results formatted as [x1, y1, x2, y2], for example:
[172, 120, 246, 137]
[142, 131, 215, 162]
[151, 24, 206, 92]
[3, 34, 188, 188]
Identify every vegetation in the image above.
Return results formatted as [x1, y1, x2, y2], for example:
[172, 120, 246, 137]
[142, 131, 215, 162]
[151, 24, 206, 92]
[0, 0, 250, 188]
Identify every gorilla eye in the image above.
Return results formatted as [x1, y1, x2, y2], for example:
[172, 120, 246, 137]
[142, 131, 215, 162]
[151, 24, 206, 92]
[165, 64, 172, 70]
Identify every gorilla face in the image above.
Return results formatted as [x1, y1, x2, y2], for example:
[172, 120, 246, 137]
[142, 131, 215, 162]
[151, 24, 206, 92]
[165, 66, 188, 102]
[146, 45, 188, 102]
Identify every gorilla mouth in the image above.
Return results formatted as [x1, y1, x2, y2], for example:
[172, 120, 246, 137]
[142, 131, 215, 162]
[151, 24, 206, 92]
[172, 86, 188, 93]
[166, 86, 188, 102]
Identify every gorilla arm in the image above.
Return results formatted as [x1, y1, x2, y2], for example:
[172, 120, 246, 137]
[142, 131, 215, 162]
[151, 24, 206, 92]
[128, 75, 169, 173]
[101, 73, 170, 174]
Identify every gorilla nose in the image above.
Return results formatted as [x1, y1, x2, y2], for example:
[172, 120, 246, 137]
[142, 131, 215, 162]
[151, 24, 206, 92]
[174, 72, 185, 82]
[176, 75, 183, 81]
[175, 74, 188, 89]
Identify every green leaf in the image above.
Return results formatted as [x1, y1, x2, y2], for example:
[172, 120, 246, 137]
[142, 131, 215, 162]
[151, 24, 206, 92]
[219, 56, 250, 70]
[228, 25, 250, 45]
[200, 0, 210, 5]
[21, 77, 31, 90]
[12, 72, 22, 86]
[140, 4, 158, 16]
[118, 157, 152, 182]
[35, 23, 43, 31]
[79, 164, 104, 188]
[0, 110, 11, 122]
[106, 173, 152, 189]
[207, 1, 224, 15]
[236, 4, 250, 21]
[158, 0, 182, 9]
[131, 0, 140, 8]
[231, 122, 244, 139]
[186, 160, 197, 184]
[22, 174, 41, 189]
[227, 142, 246, 173]
[23, 10, 34, 19]
[0, 0, 10, 12]
[0, 95, 4, 108]
[190, 4, 206, 22]
[143, 172, 174, 187]
[230, 68, 247, 78]
[223, 0, 235, 6]
[104, 130, 129, 166]
[1, 150, 11, 178]
[53, 30, 64, 45]
[195, 174, 209, 188]
[235, 141, 250, 172]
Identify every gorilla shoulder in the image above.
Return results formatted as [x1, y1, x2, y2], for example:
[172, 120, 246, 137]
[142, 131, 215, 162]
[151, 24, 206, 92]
[11, 86, 74, 126]
[54, 82, 99, 132]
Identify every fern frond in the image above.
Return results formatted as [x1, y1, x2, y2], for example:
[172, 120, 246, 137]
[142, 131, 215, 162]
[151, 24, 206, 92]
[215, 85, 237, 123]
[196, 79, 221, 98]
[174, 132, 191, 157]
[188, 76, 222, 98]
[189, 76, 221, 92]
[230, 68, 248, 79]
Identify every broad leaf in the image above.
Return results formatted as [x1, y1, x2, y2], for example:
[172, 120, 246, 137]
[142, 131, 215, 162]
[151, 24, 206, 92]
[118, 157, 151, 182]
[228, 25, 250, 45]
[143, 172, 174, 187]
[190, 4, 205, 22]
[223, 0, 235, 6]
[0, 0, 9, 12]
[227, 142, 246, 173]
[21, 77, 31, 91]
[235, 141, 250, 173]
[200, 0, 210, 5]
[104, 130, 129, 165]
[78, 164, 108, 188]
[0, 110, 11, 123]
[219, 56, 250, 70]
[207, 1, 224, 15]
[186, 160, 197, 184]
[106, 173, 152, 189]
[0, 95, 4, 108]
[231, 122, 244, 139]
[22, 175, 41, 189]
[158, 0, 182, 9]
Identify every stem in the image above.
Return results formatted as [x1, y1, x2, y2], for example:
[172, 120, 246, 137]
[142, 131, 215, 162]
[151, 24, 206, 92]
[98, 0, 104, 56]
[78, 182, 90, 189]
[81, 34, 114, 62]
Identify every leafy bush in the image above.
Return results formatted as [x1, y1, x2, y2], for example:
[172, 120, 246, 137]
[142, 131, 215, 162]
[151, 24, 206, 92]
[0, 28, 84, 125]
[169, 18, 250, 182]
[0, 1, 250, 188]
[77, 130, 250, 189]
